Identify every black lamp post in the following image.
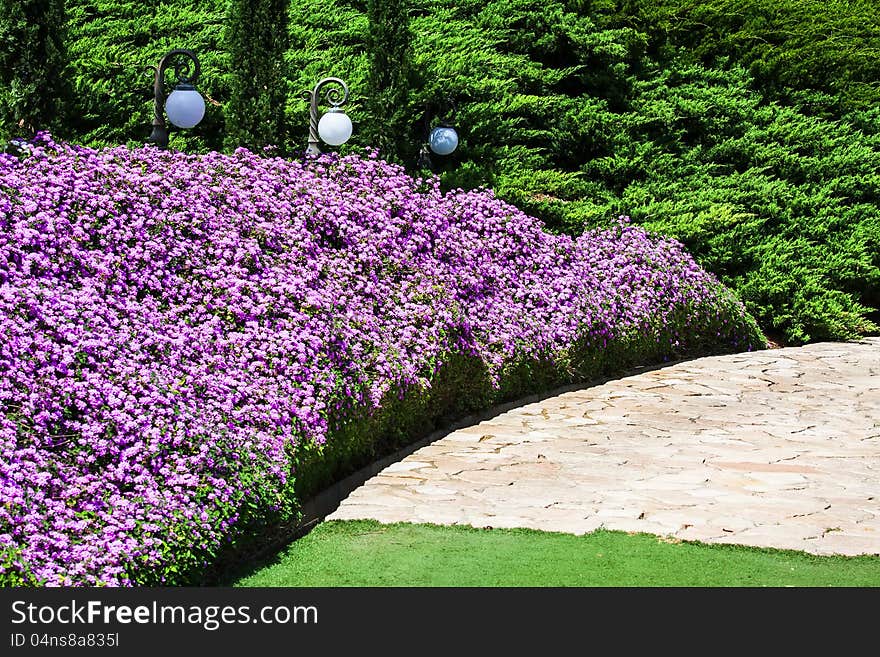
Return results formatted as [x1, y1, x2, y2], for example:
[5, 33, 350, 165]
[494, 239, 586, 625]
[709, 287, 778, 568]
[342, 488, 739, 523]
[418, 99, 459, 170]
[147, 49, 206, 149]
[303, 77, 352, 155]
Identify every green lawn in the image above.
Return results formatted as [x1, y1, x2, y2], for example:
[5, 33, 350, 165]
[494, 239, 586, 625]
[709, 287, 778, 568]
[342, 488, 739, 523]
[231, 520, 880, 587]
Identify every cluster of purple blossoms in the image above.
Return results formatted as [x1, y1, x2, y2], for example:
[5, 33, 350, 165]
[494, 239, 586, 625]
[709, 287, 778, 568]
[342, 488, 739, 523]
[0, 134, 763, 586]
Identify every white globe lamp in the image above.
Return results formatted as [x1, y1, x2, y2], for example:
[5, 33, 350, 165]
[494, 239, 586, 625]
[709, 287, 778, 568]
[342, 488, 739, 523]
[317, 108, 353, 147]
[165, 85, 206, 130]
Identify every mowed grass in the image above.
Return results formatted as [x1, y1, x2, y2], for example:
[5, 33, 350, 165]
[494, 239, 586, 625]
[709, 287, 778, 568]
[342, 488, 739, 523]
[231, 520, 880, 587]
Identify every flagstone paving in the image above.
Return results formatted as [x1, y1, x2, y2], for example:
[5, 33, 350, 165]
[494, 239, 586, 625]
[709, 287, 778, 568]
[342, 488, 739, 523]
[327, 339, 880, 556]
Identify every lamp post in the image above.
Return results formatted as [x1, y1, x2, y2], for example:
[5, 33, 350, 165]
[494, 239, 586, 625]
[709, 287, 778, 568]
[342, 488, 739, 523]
[418, 100, 459, 170]
[304, 77, 352, 155]
[147, 49, 206, 149]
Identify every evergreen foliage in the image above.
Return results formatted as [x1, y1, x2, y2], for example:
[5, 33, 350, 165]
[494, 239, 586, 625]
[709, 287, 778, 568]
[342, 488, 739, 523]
[364, 0, 415, 164]
[613, 0, 880, 114]
[0, 0, 70, 142]
[223, 0, 290, 151]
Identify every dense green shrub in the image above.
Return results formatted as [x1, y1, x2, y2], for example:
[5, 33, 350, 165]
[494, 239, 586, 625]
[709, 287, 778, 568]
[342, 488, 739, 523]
[539, 65, 880, 343]
[0, 0, 70, 142]
[613, 0, 880, 114]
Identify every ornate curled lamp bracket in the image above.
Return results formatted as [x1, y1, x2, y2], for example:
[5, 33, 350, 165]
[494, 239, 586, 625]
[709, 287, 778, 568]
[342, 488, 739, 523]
[148, 49, 201, 149]
[436, 97, 457, 128]
[305, 77, 349, 155]
[419, 97, 458, 169]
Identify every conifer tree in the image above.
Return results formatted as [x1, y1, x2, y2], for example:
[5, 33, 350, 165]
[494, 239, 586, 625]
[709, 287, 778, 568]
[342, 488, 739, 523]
[0, 0, 69, 142]
[365, 0, 415, 164]
[224, 0, 290, 152]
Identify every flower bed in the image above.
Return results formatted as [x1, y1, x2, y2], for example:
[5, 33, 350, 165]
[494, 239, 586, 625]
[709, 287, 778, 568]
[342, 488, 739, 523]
[0, 135, 764, 585]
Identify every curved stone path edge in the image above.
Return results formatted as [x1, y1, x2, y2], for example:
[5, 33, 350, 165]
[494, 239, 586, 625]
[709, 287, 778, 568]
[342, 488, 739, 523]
[327, 339, 880, 556]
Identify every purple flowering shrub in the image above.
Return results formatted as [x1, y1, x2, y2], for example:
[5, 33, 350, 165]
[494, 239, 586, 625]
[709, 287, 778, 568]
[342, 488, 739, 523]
[0, 135, 764, 586]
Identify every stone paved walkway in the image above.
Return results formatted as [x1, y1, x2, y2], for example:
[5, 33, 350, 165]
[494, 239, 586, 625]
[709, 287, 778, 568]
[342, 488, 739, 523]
[328, 339, 880, 556]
